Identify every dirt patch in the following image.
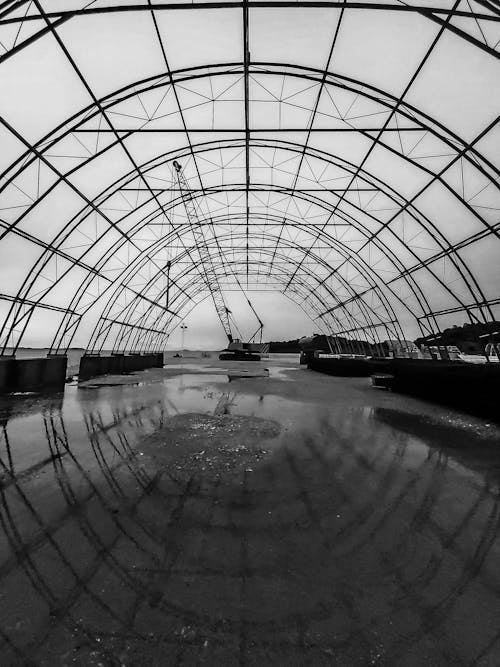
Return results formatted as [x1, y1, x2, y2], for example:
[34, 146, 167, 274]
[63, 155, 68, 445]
[139, 412, 281, 479]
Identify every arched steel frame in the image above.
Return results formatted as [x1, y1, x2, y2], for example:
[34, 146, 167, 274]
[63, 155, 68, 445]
[84, 231, 405, 354]
[0, 2, 499, 352]
[0, 2, 499, 62]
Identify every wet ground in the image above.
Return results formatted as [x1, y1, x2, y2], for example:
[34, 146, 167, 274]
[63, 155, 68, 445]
[1, 355, 500, 666]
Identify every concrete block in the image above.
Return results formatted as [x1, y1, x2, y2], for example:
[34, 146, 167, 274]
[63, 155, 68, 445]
[43, 355, 68, 390]
[79, 355, 102, 381]
[78, 352, 164, 380]
[0, 357, 15, 393]
[16, 358, 46, 392]
[0, 356, 67, 393]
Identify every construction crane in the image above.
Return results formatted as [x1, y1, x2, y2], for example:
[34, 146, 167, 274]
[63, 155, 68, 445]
[237, 277, 264, 344]
[173, 159, 234, 343]
[173, 160, 264, 352]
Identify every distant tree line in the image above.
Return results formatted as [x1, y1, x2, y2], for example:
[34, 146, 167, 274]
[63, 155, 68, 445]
[268, 321, 500, 355]
[415, 321, 500, 354]
[268, 339, 301, 352]
[267, 336, 379, 354]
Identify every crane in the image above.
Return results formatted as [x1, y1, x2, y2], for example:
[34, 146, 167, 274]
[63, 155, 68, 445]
[173, 160, 265, 355]
[173, 159, 234, 343]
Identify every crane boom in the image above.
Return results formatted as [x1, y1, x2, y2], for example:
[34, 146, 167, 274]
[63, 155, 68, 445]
[232, 273, 263, 343]
[173, 160, 233, 342]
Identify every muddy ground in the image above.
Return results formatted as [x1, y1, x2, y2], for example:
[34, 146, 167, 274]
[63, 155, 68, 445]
[0, 355, 500, 665]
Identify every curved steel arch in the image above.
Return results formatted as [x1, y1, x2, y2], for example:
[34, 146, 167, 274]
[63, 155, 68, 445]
[3, 142, 488, 354]
[0, 134, 496, 352]
[3, 64, 498, 224]
[0, 3, 499, 352]
[0, 2, 499, 63]
[0, 128, 488, 342]
[84, 228, 405, 354]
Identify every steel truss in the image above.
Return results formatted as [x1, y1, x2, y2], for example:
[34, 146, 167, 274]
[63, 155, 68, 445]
[0, 2, 499, 352]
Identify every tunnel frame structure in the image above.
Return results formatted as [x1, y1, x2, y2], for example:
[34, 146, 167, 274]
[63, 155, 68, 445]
[0, 1, 499, 353]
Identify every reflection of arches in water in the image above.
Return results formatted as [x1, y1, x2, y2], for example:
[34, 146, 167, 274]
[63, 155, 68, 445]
[299, 415, 500, 662]
[0, 397, 165, 662]
[214, 391, 238, 416]
[0, 397, 500, 662]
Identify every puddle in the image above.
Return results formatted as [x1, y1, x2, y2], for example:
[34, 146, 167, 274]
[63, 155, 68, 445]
[1, 361, 500, 665]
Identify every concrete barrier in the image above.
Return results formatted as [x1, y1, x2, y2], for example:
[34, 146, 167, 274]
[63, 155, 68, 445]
[0, 355, 67, 394]
[78, 352, 164, 381]
[308, 356, 390, 377]
[0, 357, 15, 393]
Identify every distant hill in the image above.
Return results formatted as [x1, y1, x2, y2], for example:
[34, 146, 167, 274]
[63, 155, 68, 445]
[269, 324, 500, 356]
[267, 336, 378, 354]
[267, 339, 301, 353]
[415, 322, 500, 354]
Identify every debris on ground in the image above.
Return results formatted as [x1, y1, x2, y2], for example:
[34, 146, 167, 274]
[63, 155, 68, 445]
[139, 412, 280, 480]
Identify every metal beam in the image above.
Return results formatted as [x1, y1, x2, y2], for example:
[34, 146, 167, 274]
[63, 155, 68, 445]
[74, 127, 425, 132]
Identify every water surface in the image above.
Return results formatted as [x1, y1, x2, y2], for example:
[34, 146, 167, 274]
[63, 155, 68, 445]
[1, 359, 499, 665]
